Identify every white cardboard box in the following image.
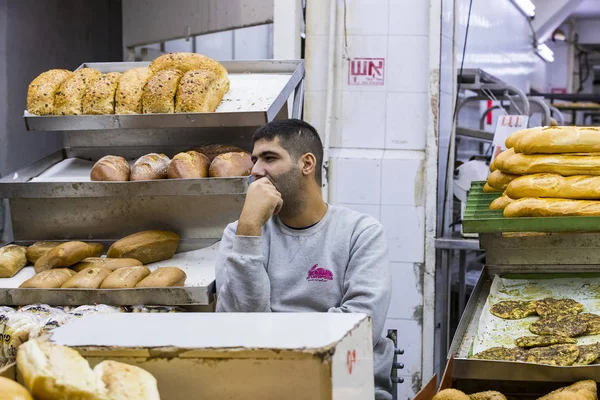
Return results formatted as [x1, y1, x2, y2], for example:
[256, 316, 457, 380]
[2, 312, 375, 400]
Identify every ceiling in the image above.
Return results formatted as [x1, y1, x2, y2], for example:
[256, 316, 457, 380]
[571, 0, 600, 18]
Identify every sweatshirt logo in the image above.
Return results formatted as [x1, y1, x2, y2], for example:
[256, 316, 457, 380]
[307, 264, 333, 282]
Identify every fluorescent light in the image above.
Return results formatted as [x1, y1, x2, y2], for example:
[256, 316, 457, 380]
[512, 0, 535, 17]
[536, 43, 555, 62]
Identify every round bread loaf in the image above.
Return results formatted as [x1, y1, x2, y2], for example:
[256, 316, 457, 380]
[130, 153, 171, 181]
[209, 152, 253, 177]
[115, 67, 152, 114]
[192, 144, 248, 161]
[90, 156, 130, 181]
[54, 68, 101, 115]
[27, 69, 73, 115]
[167, 151, 210, 179]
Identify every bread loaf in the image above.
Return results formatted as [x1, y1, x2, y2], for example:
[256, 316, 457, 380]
[504, 127, 542, 149]
[192, 144, 248, 161]
[209, 152, 253, 177]
[100, 266, 151, 289]
[26, 241, 61, 264]
[107, 230, 180, 264]
[167, 151, 210, 179]
[136, 266, 186, 287]
[90, 155, 130, 181]
[27, 69, 73, 115]
[507, 173, 600, 200]
[82, 72, 122, 115]
[493, 148, 516, 172]
[487, 170, 519, 190]
[142, 69, 183, 114]
[115, 67, 152, 114]
[504, 197, 600, 218]
[149, 52, 230, 94]
[489, 192, 513, 210]
[54, 68, 101, 115]
[489, 159, 497, 172]
[34, 241, 104, 273]
[498, 153, 600, 176]
[514, 126, 600, 154]
[19, 269, 76, 288]
[71, 257, 142, 272]
[130, 153, 171, 181]
[176, 69, 226, 112]
[93, 360, 160, 400]
[0, 245, 27, 278]
[0, 376, 33, 400]
[61, 267, 112, 289]
[483, 183, 502, 193]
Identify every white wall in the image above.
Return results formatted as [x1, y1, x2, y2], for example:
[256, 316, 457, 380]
[305, 0, 438, 397]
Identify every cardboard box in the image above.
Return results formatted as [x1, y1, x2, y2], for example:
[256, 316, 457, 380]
[1, 312, 375, 400]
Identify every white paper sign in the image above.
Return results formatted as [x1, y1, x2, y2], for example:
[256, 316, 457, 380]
[491, 115, 529, 162]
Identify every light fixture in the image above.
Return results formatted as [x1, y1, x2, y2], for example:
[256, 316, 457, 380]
[511, 0, 535, 17]
[552, 28, 567, 42]
[536, 43, 555, 63]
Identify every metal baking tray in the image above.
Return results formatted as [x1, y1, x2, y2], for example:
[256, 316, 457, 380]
[24, 60, 304, 131]
[449, 264, 600, 382]
[0, 242, 218, 306]
[0, 148, 250, 199]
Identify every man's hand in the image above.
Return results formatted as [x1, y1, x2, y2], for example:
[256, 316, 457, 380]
[236, 177, 283, 236]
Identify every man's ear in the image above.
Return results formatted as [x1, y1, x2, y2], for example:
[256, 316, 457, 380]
[301, 153, 317, 177]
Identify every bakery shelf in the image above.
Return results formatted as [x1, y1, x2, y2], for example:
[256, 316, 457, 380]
[24, 60, 305, 131]
[463, 181, 600, 233]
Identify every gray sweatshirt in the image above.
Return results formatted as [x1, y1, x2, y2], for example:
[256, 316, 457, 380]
[215, 205, 394, 399]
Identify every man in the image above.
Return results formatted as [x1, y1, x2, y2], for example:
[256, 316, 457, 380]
[215, 119, 394, 399]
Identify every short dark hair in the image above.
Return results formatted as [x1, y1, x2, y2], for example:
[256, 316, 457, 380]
[252, 119, 324, 185]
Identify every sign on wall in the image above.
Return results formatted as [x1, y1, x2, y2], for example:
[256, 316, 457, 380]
[348, 58, 385, 86]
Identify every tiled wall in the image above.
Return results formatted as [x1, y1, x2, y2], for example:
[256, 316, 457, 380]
[305, 0, 432, 397]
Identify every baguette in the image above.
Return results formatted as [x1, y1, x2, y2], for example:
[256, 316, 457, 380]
[487, 170, 519, 191]
[514, 126, 600, 154]
[0, 245, 27, 278]
[82, 72, 122, 115]
[504, 197, 600, 218]
[71, 257, 142, 272]
[100, 266, 151, 289]
[504, 127, 542, 149]
[90, 155, 130, 181]
[167, 151, 210, 179]
[54, 68, 101, 115]
[142, 69, 183, 114]
[499, 153, 600, 176]
[19, 269, 76, 288]
[26, 241, 61, 264]
[483, 183, 502, 193]
[27, 69, 73, 115]
[107, 230, 180, 264]
[130, 153, 170, 181]
[34, 241, 104, 273]
[209, 152, 253, 177]
[115, 67, 152, 114]
[507, 173, 600, 200]
[61, 267, 112, 289]
[489, 159, 497, 172]
[175, 69, 225, 113]
[489, 192, 513, 210]
[492, 148, 516, 172]
[135, 266, 186, 288]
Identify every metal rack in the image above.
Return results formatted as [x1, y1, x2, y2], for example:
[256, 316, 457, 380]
[0, 59, 306, 306]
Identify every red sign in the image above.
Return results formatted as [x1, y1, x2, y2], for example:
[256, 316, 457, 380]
[346, 349, 357, 374]
[348, 58, 385, 86]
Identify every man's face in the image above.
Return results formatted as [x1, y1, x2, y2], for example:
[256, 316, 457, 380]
[251, 138, 305, 206]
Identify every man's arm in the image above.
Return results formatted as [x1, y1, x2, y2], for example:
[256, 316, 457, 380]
[327, 222, 392, 343]
[215, 222, 272, 312]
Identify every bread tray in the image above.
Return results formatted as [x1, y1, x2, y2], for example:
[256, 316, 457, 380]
[463, 181, 600, 233]
[24, 60, 305, 131]
[449, 264, 600, 383]
[0, 242, 218, 306]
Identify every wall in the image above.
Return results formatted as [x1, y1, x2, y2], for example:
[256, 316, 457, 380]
[304, 0, 439, 397]
[0, 0, 122, 178]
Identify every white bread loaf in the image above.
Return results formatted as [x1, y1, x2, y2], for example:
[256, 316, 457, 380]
[107, 230, 180, 264]
[19, 269, 76, 288]
[514, 126, 600, 154]
[497, 153, 600, 176]
[489, 192, 513, 210]
[167, 151, 210, 179]
[507, 173, 600, 200]
[100, 266, 151, 289]
[90, 155, 130, 181]
[94, 360, 160, 400]
[504, 197, 600, 218]
[486, 170, 519, 191]
[34, 242, 104, 273]
[71, 257, 142, 272]
[209, 152, 253, 177]
[26, 242, 61, 264]
[0, 244, 27, 278]
[504, 127, 542, 149]
[61, 267, 112, 289]
[136, 266, 186, 287]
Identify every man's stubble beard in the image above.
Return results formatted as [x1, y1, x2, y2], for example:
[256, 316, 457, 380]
[271, 165, 306, 218]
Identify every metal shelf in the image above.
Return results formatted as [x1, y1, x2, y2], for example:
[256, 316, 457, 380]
[455, 127, 494, 142]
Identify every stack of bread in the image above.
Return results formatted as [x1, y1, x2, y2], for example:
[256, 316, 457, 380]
[27, 52, 229, 116]
[90, 144, 253, 181]
[0, 230, 186, 289]
[486, 126, 600, 218]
